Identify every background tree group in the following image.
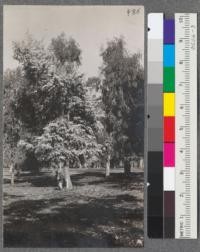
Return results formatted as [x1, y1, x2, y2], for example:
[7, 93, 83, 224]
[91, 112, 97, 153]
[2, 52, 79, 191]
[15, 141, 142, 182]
[4, 33, 144, 188]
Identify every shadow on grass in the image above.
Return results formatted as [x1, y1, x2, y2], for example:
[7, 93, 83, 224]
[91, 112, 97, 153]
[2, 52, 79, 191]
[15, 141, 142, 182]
[4, 170, 144, 247]
[6, 173, 57, 188]
[4, 193, 24, 201]
[87, 172, 144, 191]
[72, 171, 143, 188]
[4, 195, 143, 247]
[3, 178, 11, 184]
[7, 170, 143, 189]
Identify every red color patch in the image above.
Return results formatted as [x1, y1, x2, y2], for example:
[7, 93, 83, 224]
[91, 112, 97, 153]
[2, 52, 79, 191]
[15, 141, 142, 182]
[164, 116, 175, 142]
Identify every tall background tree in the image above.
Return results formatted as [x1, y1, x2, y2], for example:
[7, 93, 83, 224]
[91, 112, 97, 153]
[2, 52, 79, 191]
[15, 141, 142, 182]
[101, 37, 144, 174]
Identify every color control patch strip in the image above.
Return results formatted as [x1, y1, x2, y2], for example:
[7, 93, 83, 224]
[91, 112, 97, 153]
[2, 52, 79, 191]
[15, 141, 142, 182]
[147, 13, 197, 239]
[163, 18, 175, 238]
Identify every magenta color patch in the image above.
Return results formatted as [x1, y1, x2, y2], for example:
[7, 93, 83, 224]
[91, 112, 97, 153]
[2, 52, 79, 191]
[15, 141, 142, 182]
[164, 143, 175, 167]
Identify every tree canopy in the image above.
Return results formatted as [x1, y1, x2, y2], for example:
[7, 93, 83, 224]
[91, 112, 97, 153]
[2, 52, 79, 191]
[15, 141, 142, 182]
[4, 34, 144, 178]
[101, 37, 144, 164]
[4, 33, 101, 172]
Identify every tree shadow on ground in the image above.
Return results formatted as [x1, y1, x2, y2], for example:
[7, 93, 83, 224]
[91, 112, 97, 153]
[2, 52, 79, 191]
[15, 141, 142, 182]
[72, 171, 143, 188]
[4, 195, 143, 247]
[8, 173, 57, 188]
[9, 170, 143, 190]
[3, 178, 11, 184]
[87, 172, 144, 191]
[4, 193, 24, 201]
[4, 170, 144, 247]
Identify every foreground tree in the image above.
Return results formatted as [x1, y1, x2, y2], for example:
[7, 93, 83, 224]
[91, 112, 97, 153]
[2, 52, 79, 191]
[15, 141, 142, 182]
[33, 118, 102, 189]
[6, 33, 101, 188]
[101, 37, 144, 174]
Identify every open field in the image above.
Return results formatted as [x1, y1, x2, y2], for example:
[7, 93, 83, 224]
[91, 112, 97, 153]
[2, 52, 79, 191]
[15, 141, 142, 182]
[3, 168, 144, 248]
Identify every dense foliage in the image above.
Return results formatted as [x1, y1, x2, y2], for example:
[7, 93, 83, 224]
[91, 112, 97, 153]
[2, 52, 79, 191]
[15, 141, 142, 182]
[101, 37, 144, 167]
[4, 34, 144, 180]
[4, 34, 101, 173]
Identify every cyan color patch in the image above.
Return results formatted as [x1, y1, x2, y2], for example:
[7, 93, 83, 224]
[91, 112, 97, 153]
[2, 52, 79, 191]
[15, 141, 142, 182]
[164, 45, 175, 66]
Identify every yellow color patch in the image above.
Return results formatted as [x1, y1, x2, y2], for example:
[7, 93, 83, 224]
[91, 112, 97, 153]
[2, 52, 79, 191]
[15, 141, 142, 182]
[163, 93, 175, 116]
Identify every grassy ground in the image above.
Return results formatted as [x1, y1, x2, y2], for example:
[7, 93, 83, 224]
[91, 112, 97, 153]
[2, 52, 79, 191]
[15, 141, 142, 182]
[3, 168, 144, 248]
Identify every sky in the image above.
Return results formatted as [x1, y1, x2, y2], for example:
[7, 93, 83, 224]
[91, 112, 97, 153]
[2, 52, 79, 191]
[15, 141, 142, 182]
[4, 5, 144, 78]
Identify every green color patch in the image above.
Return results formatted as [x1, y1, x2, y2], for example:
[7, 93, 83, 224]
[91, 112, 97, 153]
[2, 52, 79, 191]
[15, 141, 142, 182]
[164, 67, 175, 92]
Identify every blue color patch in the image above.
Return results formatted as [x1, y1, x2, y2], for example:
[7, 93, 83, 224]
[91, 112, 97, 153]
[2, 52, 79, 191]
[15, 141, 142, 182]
[164, 45, 175, 67]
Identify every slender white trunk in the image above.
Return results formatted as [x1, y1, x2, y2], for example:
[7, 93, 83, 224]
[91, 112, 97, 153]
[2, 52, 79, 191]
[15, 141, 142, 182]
[9, 164, 14, 185]
[139, 158, 144, 169]
[64, 161, 73, 189]
[105, 154, 111, 177]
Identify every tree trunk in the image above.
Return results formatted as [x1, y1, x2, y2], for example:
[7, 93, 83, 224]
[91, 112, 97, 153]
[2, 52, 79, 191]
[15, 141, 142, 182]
[66, 111, 70, 121]
[105, 154, 111, 177]
[9, 164, 14, 185]
[77, 159, 82, 169]
[124, 158, 131, 176]
[139, 157, 144, 169]
[64, 161, 73, 189]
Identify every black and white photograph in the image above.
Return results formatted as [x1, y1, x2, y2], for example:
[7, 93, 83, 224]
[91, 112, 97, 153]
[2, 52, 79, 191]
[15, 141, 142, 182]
[3, 5, 144, 248]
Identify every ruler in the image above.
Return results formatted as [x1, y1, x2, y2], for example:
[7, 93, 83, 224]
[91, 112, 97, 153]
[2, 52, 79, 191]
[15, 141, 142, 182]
[175, 13, 197, 239]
